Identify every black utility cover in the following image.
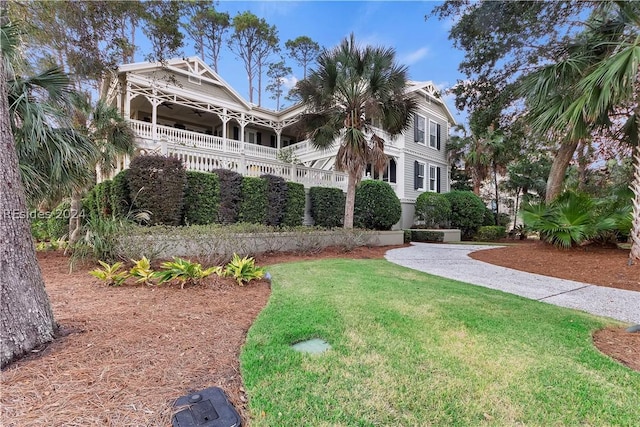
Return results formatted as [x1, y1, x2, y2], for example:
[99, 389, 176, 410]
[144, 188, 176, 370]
[172, 387, 241, 427]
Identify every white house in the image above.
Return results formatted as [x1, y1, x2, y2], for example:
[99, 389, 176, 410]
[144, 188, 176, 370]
[105, 57, 456, 228]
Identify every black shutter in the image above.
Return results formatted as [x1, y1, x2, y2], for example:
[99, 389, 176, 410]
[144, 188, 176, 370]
[436, 167, 441, 193]
[414, 161, 419, 190]
[414, 115, 419, 142]
[436, 124, 441, 150]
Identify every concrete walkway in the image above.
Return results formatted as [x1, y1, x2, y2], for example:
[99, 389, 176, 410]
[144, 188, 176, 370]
[385, 243, 640, 324]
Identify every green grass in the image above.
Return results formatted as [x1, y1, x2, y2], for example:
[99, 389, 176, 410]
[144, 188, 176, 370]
[240, 259, 640, 426]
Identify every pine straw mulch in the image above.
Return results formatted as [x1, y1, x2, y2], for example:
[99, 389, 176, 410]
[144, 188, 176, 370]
[1, 243, 638, 426]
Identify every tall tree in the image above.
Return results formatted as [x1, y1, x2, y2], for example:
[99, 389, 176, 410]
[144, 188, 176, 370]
[447, 125, 490, 195]
[201, 9, 231, 73]
[183, 0, 213, 61]
[1, 18, 57, 369]
[228, 11, 278, 105]
[285, 35, 320, 79]
[266, 60, 292, 111]
[295, 35, 417, 228]
[142, 0, 185, 63]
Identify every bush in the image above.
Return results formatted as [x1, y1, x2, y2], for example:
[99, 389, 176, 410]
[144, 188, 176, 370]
[30, 212, 50, 242]
[443, 191, 486, 240]
[83, 187, 99, 221]
[239, 176, 267, 224]
[415, 192, 451, 228]
[183, 171, 220, 225]
[262, 174, 288, 226]
[110, 170, 130, 219]
[309, 186, 345, 228]
[483, 207, 496, 226]
[354, 180, 401, 230]
[283, 182, 305, 227]
[474, 226, 507, 241]
[127, 155, 186, 226]
[95, 180, 112, 218]
[213, 169, 243, 224]
[47, 200, 71, 240]
[410, 229, 444, 242]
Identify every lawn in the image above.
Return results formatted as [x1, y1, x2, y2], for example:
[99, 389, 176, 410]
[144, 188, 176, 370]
[241, 259, 640, 426]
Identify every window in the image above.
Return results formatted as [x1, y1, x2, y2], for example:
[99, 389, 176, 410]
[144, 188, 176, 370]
[429, 120, 441, 149]
[414, 114, 426, 144]
[366, 158, 397, 183]
[414, 161, 425, 191]
[428, 165, 442, 193]
[188, 75, 202, 85]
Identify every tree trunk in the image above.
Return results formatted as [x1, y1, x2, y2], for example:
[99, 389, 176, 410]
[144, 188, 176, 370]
[513, 188, 520, 230]
[343, 171, 358, 229]
[0, 56, 57, 368]
[68, 190, 83, 245]
[545, 139, 581, 203]
[629, 143, 640, 265]
[493, 165, 499, 225]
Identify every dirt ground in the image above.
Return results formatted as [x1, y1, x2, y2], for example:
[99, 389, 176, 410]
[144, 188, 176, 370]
[1, 243, 638, 426]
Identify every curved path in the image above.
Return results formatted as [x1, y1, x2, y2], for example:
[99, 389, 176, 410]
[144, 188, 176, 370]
[385, 243, 640, 324]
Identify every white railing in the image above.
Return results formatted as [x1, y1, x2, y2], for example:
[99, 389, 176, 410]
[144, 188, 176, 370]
[166, 143, 347, 190]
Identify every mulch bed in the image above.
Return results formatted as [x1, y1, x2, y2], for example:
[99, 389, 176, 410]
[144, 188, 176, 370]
[1, 243, 637, 426]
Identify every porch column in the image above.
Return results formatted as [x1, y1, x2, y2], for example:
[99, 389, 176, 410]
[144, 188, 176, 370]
[221, 109, 229, 152]
[239, 113, 247, 143]
[151, 94, 159, 143]
[276, 130, 282, 150]
[123, 82, 131, 119]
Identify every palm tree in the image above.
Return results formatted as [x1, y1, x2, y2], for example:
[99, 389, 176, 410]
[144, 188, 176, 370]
[295, 34, 417, 228]
[447, 124, 490, 196]
[521, 1, 640, 263]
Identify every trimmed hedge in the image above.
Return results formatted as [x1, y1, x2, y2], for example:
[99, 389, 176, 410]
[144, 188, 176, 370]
[96, 180, 112, 218]
[354, 180, 401, 230]
[83, 187, 98, 221]
[415, 192, 451, 228]
[309, 186, 345, 228]
[262, 174, 288, 226]
[239, 176, 267, 224]
[110, 170, 130, 219]
[474, 225, 507, 242]
[443, 191, 486, 240]
[409, 229, 444, 243]
[213, 169, 243, 224]
[128, 155, 186, 226]
[283, 182, 305, 227]
[183, 171, 220, 225]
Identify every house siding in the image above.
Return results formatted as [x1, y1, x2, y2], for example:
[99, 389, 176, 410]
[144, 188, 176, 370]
[138, 70, 241, 105]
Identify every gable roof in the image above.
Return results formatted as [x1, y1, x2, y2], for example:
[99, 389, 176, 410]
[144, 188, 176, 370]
[119, 56, 252, 110]
[407, 81, 457, 125]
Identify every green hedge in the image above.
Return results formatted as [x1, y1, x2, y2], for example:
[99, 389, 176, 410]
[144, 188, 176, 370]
[474, 226, 507, 241]
[110, 170, 130, 219]
[262, 174, 288, 226]
[47, 200, 71, 240]
[415, 192, 451, 228]
[183, 171, 220, 225]
[309, 186, 345, 228]
[96, 180, 112, 218]
[409, 229, 444, 243]
[283, 182, 305, 227]
[354, 180, 401, 230]
[128, 155, 186, 226]
[443, 191, 486, 240]
[239, 176, 267, 224]
[213, 169, 243, 224]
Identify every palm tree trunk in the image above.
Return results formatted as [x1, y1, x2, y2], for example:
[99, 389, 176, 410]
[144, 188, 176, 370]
[343, 172, 358, 229]
[546, 139, 581, 203]
[629, 143, 640, 265]
[0, 56, 57, 368]
[493, 165, 500, 225]
[68, 190, 83, 245]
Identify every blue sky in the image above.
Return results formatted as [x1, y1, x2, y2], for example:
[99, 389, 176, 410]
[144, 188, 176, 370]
[137, 1, 466, 123]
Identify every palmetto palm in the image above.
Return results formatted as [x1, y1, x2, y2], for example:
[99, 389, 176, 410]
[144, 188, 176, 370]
[447, 124, 491, 196]
[521, 1, 640, 263]
[295, 34, 417, 228]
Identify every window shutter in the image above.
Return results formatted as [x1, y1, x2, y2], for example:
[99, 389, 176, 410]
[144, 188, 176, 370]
[436, 167, 441, 193]
[414, 115, 419, 142]
[414, 161, 419, 190]
[436, 124, 441, 150]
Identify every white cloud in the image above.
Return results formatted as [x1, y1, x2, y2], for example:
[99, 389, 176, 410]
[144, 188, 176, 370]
[281, 75, 298, 90]
[400, 47, 430, 65]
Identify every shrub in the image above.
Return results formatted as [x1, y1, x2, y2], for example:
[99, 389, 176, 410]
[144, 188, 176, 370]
[223, 253, 266, 285]
[97, 180, 113, 218]
[483, 207, 496, 226]
[110, 170, 130, 219]
[213, 169, 243, 224]
[498, 212, 511, 227]
[47, 200, 71, 240]
[443, 191, 486, 240]
[354, 180, 401, 230]
[155, 257, 220, 288]
[309, 186, 345, 228]
[30, 212, 50, 242]
[262, 174, 288, 226]
[239, 176, 268, 224]
[183, 171, 220, 225]
[89, 261, 129, 286]
[127, 155, 186, 226]
[283, 182, 305, 227]
[415, 192, 451, 228]
[474, 226, 507, 241]
[410, 230, 444, 242]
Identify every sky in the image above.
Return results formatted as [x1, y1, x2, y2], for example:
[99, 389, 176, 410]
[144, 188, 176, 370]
[136, 1, 466, 123]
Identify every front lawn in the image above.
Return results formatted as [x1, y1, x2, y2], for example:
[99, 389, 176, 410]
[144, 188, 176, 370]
[241, 259, 640, 426]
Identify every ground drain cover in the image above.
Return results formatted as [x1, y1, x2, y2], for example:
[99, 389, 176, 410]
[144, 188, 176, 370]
[291, 338, 331, 354]
[172, 387, 241, 427]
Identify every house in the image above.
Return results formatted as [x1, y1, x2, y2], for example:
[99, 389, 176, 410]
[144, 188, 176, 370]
[105, 57, 457, 229]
